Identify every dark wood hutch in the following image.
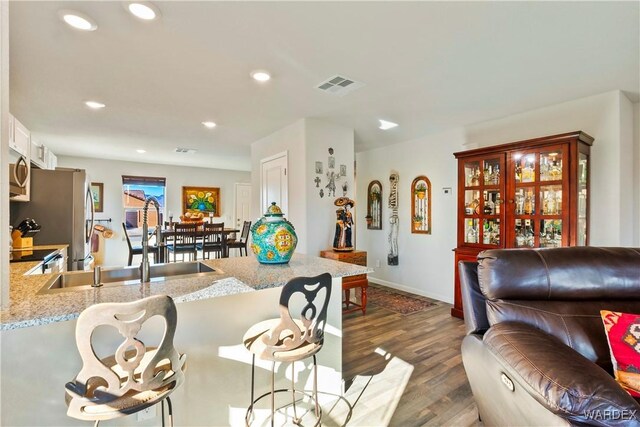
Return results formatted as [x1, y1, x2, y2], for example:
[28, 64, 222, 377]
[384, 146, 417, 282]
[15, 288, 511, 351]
[451, 131, 593, 318]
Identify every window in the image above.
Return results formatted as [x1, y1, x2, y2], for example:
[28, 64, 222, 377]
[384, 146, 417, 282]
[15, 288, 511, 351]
[122, 175, 166, 234]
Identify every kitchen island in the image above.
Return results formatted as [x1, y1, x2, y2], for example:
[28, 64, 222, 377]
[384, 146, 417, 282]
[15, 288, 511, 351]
[1, 254, 371, 426]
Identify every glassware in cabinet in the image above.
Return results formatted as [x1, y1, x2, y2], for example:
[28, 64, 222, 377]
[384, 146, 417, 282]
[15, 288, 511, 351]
[453, 131, 593, 320]
[464, 161, 480, 187]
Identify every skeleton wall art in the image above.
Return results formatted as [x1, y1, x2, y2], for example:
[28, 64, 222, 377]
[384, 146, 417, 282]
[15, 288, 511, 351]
[388, 171, 399, 265]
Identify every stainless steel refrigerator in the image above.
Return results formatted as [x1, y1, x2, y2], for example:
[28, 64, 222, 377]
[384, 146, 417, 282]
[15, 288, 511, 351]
[10, 168, 95, 271]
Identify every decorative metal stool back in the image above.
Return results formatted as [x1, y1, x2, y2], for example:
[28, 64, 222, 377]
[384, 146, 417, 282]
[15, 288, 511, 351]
[65, 295, 187, 426]
[243, 273, 332, 426]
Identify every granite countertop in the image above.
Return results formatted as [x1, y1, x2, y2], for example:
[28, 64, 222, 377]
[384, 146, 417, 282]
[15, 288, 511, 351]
[9, 244, 68, 272]
[1, 253, 372, 331]
[200, 254, 371, 290]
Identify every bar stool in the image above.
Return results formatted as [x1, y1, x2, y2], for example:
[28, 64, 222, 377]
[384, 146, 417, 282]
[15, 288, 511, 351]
[243, 273, 332, 426]
[65, 295, 187, 426]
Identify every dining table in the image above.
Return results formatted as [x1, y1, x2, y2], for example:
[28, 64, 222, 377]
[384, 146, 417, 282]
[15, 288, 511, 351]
[154, 224, 240, 262]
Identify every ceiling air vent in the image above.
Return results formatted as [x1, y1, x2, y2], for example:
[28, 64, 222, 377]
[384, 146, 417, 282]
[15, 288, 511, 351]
[174, 147, 198, 154]
[316, 75, 364, 97]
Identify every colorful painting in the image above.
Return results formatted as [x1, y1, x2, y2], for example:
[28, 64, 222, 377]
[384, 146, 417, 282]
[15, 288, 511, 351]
[90, 182, 104, 213]
[182, 186, 220, 217]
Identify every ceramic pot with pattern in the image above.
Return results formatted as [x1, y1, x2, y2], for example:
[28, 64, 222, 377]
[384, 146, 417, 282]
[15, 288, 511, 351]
[251, 202, 297, 264]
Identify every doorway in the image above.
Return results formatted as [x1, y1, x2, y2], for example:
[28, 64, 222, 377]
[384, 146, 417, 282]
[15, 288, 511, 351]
[234, 183, 252, 229]
[260, 151, 288, 214]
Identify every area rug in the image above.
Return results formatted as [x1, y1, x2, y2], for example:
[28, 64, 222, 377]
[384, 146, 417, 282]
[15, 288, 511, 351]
[367, 285, 437, 315]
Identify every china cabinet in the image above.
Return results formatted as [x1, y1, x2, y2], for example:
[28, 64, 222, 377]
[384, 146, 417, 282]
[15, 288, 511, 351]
[451, 131, 593, 318]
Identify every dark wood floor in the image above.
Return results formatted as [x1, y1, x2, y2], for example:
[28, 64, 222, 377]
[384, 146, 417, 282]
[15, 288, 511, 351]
[342, 286, 479, 426]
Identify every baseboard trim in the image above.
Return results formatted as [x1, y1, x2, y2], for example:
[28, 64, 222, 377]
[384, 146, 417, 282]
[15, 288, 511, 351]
[368, 276, 453, 304]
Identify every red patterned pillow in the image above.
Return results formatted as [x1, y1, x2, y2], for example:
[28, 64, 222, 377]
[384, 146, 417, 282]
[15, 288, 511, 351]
[600, 310, 640, 397]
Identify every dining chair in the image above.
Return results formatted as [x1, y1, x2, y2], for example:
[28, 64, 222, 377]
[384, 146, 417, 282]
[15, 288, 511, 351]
[166, 223, 198, 262]
[122, 223, 158, 266]
[198, 222, 225, 259]
[65, 295, 187, 426]
[227, 221, 251, 257]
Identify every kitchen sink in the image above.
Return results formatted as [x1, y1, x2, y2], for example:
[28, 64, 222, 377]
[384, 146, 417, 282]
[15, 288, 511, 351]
[38, 261, 220, 294]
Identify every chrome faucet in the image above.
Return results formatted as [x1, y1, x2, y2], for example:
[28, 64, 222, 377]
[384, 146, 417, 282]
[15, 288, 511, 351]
[140, 196, 161, 283]
[92, 265, 102, 287]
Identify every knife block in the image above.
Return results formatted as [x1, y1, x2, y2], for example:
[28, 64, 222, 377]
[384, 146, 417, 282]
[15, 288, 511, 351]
[11, 230, 33, 249]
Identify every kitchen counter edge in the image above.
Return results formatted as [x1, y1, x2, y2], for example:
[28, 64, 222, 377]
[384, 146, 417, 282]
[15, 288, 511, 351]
[2, 253, 372, 331]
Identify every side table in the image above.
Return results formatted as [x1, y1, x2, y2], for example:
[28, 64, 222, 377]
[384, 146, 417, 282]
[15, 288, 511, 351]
[320, 249, 368, 315]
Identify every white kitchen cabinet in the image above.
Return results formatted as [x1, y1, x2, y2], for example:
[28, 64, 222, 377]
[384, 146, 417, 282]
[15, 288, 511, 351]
[47, 151, 57, 170]
[9, 114, 30, 156]
[30, 141, 47, 169]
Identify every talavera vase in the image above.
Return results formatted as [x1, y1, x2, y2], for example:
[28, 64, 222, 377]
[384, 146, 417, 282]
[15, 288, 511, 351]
[250, 202, 298, 264]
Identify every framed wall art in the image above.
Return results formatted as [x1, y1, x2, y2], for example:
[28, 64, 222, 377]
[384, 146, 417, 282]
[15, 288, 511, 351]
[366, 180, 382, 230]
[90, 182, 104, 213]
[182, 186, 220, 217]
[411, 175, 431, 234]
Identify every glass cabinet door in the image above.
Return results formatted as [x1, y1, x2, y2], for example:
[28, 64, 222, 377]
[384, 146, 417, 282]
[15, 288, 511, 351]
[509, 144, 567, 248]
[464, 161, 480, 187]
[577, 152, 588, 245]
[461, 157, 503, 247]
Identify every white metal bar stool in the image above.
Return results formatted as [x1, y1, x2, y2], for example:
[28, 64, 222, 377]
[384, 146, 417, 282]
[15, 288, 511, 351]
[65, 295, 187, 426]
[243, 273, 332, 426]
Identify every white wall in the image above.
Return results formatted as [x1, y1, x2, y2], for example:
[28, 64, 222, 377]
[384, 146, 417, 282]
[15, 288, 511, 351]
[356, 129, 464, 303]
[304, 119, 355, 256]
[250, 118, 355, 255]
[250, 120, 307, 252]
[619, 94, 635, 246]
[464, 90, 635, 246]
[633, 101, 640, 245]
[356, 90, 639, 303]
[0, 1, 9, 309]
[57, 156, 250, 267]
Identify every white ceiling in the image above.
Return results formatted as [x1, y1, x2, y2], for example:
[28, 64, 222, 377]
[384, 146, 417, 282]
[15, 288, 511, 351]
[10, 1, 639, 171]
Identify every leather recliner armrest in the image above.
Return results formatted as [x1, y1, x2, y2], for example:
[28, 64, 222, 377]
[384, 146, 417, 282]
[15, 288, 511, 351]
[484, 322, 640, 426]
[459, 261, 489, 335]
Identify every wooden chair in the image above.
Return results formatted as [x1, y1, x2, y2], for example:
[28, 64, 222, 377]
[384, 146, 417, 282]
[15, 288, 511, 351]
[166, 223, 198, 262]
[122, 223, 143, 266]
[198, 222, 225, 259]
[243, 273, 332, 426]
[65, 295, 187, 426]
[227, 221, 251, 257]
[122, 223, 159, 266]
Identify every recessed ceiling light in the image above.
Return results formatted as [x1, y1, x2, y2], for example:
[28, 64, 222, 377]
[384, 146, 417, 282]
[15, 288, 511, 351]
[202, 121, 217, 129]
[136, 149, 146, 154]
[85, 101, 106, 109]
[379, 120, 398, 130]
[124, 1, 161, 20]
[250, 70, 271, 82]
[58, 10, 97, 31]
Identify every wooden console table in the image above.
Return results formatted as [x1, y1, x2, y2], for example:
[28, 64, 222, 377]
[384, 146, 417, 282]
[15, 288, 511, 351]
[320, 249, 368, 315]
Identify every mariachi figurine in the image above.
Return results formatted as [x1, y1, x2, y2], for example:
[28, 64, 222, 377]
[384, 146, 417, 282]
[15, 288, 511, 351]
[333, 197, 354, 252]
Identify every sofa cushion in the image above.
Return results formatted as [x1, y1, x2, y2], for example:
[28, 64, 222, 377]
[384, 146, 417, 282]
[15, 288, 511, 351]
[486, 299, 640, 371]
[601, 310, 640, 397]
[486, 300, 640, 374]
[483, 322, 640, 426]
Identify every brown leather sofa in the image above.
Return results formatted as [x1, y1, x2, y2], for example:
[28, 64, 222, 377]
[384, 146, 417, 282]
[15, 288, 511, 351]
[459, 247, 640, 426]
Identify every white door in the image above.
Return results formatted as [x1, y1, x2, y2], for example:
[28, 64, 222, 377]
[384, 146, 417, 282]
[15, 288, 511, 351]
[234, 183, 252, 228]
[260, 152, 288, 214]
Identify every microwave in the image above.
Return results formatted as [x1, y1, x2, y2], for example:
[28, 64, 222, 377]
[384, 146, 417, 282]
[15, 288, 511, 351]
[9, 155, 29, 197]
